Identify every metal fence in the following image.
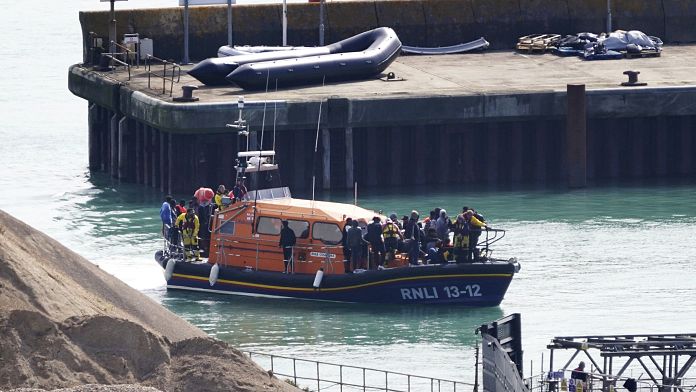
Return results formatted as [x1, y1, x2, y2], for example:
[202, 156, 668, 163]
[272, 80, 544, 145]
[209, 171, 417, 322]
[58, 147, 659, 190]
[244, 351, 474, 392]
[524, 371, 696, 392]
[145, 54, 181, 96]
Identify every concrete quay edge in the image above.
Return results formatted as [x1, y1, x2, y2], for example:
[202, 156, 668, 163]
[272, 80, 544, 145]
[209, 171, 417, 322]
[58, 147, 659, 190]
[69, 64, 696, 133]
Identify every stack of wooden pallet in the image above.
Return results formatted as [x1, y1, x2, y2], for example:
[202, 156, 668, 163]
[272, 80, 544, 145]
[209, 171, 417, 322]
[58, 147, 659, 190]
[516, 34, 561, 53]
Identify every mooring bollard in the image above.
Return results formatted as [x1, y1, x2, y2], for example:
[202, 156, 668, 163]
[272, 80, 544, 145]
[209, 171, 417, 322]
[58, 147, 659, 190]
[621, 70, 647, 87]
[173, 85, 199, 102]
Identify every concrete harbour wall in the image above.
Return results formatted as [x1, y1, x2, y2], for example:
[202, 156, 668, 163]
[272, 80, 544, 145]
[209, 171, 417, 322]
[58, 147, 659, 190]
[80, 0, 696, 62]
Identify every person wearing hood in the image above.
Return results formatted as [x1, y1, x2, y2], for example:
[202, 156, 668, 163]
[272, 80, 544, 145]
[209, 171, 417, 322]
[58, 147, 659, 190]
[176, 208, 201, 261]
[214, 185, 227, 209]
[160, 195, 174, 240]
[382, 216, 402, 264]
[435, 209, 451, 244]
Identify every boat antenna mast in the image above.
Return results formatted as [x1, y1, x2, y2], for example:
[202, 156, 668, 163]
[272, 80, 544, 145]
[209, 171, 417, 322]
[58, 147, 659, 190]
[311, 76, 326, 214]
[226, 96, 248, 184]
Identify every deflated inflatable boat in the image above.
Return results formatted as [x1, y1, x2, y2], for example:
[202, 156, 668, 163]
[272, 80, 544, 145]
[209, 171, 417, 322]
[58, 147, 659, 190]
[188, 27, 402, 89]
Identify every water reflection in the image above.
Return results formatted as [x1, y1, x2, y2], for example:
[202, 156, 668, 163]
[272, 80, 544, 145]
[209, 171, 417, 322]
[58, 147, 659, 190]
[156, 291, 502, 348]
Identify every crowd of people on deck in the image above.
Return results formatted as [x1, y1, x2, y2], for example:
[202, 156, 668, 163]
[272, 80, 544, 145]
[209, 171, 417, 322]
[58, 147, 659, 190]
[159, 179, 248, 261]
[339, 206, 490, 273]
[160, 181, 493, 271]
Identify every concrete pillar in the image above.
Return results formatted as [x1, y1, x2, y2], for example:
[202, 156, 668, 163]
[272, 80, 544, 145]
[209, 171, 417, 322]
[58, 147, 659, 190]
[118, 117, 128, 180]
[88, 103, 100, 170]
[110, 112, 120, 178]
[566, 84, 587, 188]
[345, 127, 354, 189]
[322, 128, 331, 190]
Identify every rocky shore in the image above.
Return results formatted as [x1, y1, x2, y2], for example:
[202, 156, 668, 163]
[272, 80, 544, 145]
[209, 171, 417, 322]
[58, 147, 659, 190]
[0, 210, 297, 392]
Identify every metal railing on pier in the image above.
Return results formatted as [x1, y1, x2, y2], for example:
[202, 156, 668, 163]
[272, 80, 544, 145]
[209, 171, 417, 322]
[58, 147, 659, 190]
[244, 351, 474, 392]
[145, 54, 181, 96]
[524, 371, 696, 392]
[97, 41, 139, 81]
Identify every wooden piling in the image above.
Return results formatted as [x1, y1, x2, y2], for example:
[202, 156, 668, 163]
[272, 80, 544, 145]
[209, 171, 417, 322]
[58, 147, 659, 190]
[566, 84, 587, 188]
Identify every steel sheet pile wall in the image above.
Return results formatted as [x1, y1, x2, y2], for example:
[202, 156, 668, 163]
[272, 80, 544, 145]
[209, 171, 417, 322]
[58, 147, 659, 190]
[83, 104, 696, 194]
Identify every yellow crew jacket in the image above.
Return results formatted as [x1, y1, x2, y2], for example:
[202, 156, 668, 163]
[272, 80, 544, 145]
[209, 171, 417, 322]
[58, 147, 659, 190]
[382, 222, 400, 238]
[469, 215, 485, 229]
[176, 213, 200, 238]
[214, 192, 225, 209]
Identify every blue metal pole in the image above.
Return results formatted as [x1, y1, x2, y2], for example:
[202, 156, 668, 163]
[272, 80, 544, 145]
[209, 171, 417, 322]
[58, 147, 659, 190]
[183, 0, 190, 64]
[227, 0, 233, 46]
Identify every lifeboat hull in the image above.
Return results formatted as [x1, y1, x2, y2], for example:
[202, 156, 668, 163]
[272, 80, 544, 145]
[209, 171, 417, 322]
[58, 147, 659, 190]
[159, 259, 517, 306]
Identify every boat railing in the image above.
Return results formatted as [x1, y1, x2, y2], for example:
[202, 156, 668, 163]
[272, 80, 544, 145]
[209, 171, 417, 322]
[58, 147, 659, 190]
[476, 228, 506, 260]
[145, 54, 181, 96]
[524, 370, 695, 392]
[244, 350, 474, 392]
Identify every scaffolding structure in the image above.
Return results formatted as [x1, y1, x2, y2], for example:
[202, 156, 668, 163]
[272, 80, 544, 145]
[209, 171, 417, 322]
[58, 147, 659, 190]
[546, 334, 696, 392]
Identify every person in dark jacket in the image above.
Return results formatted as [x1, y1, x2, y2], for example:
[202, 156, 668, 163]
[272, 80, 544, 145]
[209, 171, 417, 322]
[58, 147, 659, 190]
[279, 220, 296, 273]
[404, 210, 421, 265]
[341, 217, 353, 273]
[347, 220, 368, 271]
[197, 200, 213, 256]
[366, 217, 386, 269]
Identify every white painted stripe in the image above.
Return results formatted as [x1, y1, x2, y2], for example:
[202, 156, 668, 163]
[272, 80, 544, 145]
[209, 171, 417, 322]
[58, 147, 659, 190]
[166, 285, 355, 303]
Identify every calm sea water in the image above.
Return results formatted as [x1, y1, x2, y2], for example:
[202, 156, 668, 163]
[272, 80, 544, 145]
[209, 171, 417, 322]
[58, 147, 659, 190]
[1, 0, 695, 386]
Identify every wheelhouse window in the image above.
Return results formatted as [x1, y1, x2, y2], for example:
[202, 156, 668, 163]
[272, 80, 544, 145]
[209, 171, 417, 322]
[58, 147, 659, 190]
[289, 220, 310, 239]
[256, 217, 309, 238]
[312, 222, 342, 244]
[218, 220, 236, 234]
